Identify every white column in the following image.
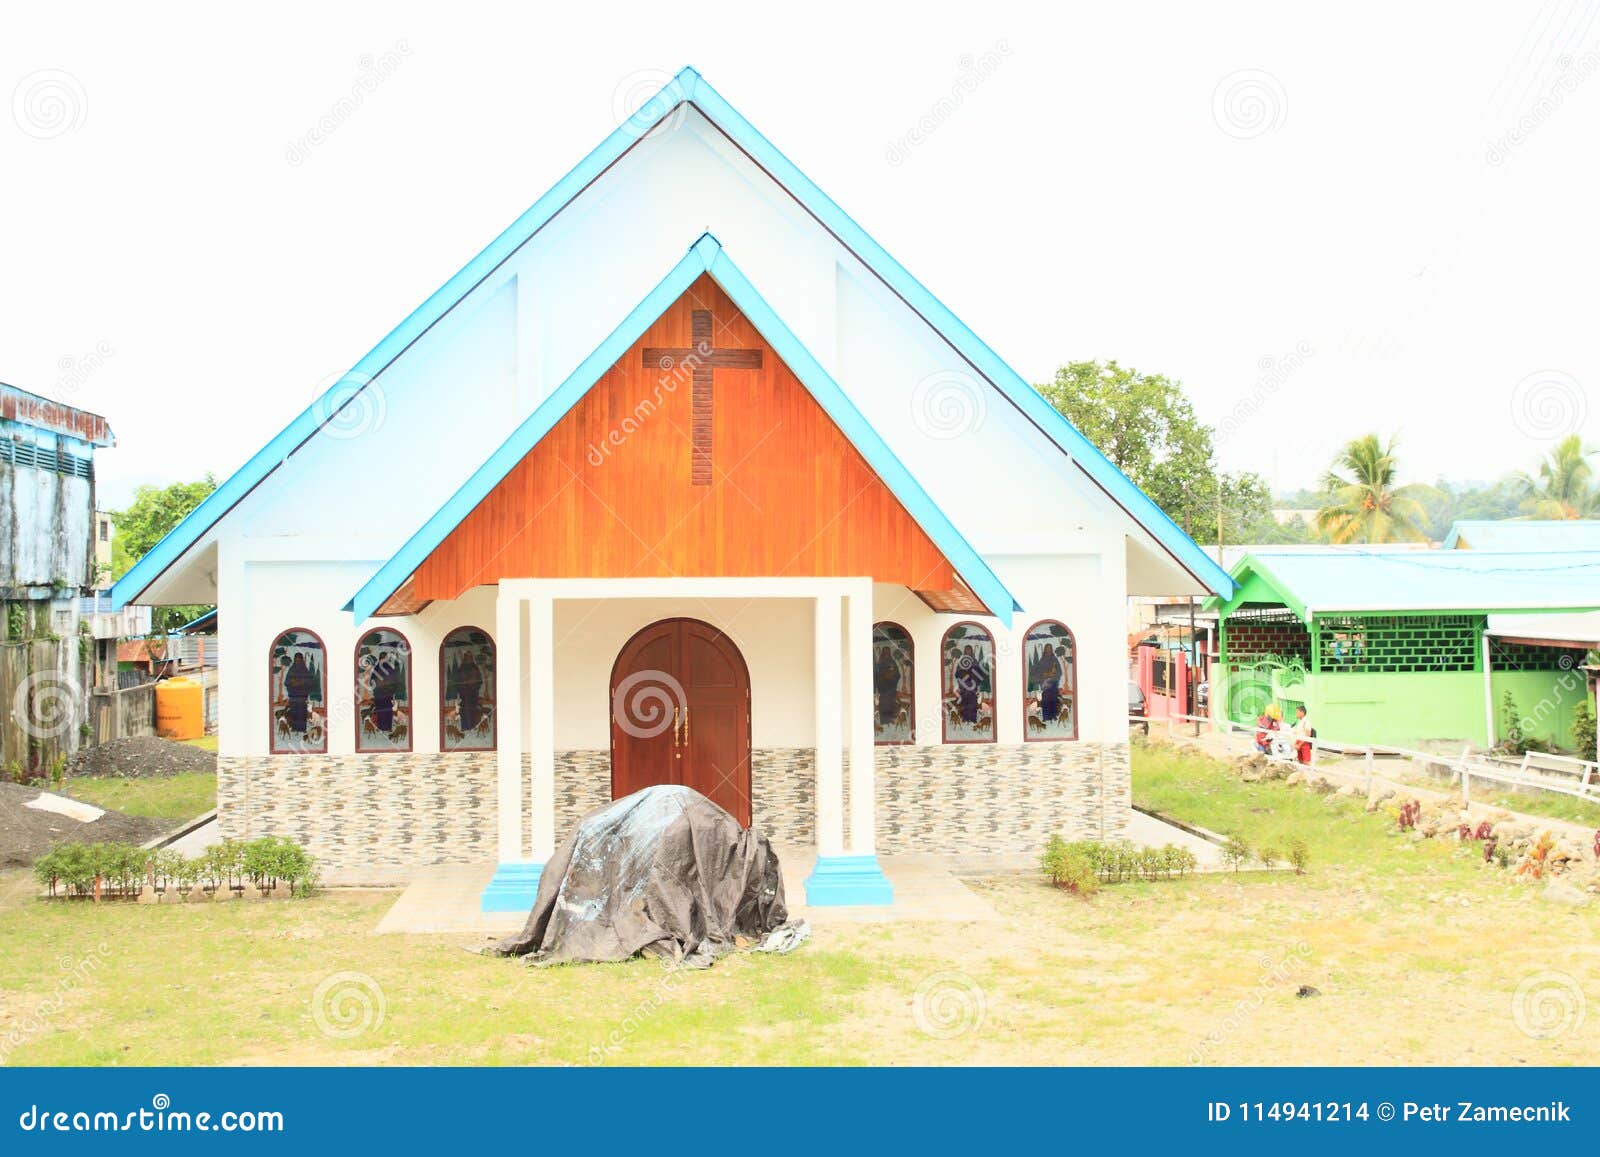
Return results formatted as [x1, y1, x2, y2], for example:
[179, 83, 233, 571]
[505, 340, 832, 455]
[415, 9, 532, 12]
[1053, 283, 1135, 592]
[528, 590, 557, 861]
[1482, 632, 1496, 748]
[846, 584, 876, 855]
[494, 587, 526, 863]
[813, 592, 846, 857]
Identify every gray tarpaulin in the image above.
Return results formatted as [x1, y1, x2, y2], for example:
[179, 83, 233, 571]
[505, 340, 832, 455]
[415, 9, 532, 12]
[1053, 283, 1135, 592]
[488, 785, 789, 966]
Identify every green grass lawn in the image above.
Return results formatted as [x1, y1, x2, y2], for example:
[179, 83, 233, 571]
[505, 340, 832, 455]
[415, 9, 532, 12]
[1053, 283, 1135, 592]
[63, 772, 216, 823]
[2, 740, 1597, 1066]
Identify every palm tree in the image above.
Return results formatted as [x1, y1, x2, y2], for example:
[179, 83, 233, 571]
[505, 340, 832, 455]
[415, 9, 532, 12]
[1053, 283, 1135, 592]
[1316, 433, 1433, 543]
[1515, 434, 1598, 519]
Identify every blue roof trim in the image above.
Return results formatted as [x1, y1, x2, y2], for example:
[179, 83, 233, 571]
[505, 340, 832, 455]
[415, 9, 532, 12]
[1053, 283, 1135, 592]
[118, 64, 1228, 608]
[680, 72, 1233, 601]
[346, 235, 1020, 626]
[112, 73, 700, 611]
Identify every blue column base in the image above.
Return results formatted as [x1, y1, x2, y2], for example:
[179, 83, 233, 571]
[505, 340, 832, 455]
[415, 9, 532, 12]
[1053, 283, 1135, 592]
[480, 861, 543, 913]
[803, 854, 894, 906]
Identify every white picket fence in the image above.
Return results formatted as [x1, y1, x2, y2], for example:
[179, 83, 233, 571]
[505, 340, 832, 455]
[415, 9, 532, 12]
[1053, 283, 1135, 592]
[1136, 711, 1600, 810]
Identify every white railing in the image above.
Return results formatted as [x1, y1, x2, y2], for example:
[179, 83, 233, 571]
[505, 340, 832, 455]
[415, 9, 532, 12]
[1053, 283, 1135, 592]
[1137, 711, 1600, 809]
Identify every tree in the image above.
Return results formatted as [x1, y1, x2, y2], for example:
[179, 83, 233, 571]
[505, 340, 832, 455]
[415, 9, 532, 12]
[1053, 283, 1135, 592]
[112, 475, 217, 631]
[1038, 360, 1270, 543]
[1515, 434, 1597, 519]
[1315, 434, 1433, 543]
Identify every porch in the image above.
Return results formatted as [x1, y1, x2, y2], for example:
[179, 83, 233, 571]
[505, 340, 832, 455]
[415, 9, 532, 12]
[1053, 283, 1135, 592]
[480, 576, 893, 912]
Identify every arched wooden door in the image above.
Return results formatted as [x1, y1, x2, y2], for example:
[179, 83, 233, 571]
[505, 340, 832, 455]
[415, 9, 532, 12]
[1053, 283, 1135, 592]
[609, 618, 752, 826]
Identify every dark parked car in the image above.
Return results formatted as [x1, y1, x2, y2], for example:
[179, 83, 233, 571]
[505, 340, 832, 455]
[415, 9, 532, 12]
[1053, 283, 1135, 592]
[1128, 680, 1148, 734]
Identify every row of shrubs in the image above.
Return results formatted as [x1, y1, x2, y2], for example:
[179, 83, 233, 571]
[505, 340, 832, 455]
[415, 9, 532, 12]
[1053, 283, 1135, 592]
[1040, 836, 1199, 894]
[33, 836, 318, 900]
[1041, 832, 1312, 894]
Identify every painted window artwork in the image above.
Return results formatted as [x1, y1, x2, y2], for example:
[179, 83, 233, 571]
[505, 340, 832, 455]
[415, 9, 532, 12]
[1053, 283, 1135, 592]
[871, 622, 915, 744]
[1024, 620, 1077, 740]
[269, 629, 327, 754]
[441, 627, 496, 751]
[941, 621, 995, 743]
[355, 629, 412, 752]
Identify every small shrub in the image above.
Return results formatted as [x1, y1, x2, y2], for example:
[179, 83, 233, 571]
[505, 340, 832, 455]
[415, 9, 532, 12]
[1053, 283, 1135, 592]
[1040, 834, 1098, 895]
[32, 841, 149, 899]
[240, 836, 319, 897]
[1286, 836, 1309, 875]
[1164, 845, 1198, 878]
[1573, 697, 1596, 761]
[1258, 845, 1280, 869]
[1221, 836, 1252, 872]
[1397, 799, 1421, 832]
[1500, 690, 1527, 756]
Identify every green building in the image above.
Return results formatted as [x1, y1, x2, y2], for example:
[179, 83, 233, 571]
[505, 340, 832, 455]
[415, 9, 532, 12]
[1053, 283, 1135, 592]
[1206, 548, 1600, 752]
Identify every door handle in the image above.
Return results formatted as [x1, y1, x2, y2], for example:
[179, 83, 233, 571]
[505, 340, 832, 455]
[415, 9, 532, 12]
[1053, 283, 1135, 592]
[683, 706, 690, 748]
[673, 706, 682, 748]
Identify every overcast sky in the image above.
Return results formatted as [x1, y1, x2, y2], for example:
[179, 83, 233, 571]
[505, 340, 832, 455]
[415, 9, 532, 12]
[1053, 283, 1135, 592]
[4, 1, 1597, 509]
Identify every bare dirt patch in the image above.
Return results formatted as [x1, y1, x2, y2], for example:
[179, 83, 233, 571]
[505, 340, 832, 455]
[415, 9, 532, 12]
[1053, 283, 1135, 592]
[67, 736, 215, 780]
[0, 782, 169, 868]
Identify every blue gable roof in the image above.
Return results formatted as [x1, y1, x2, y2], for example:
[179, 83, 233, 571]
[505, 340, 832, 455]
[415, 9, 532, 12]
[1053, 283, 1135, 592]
[345, 235, 1022, 625]
[114, 66, 1232, 610]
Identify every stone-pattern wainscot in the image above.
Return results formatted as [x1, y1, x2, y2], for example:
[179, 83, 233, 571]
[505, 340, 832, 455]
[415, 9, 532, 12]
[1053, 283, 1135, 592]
[219, 740, 1130, 871]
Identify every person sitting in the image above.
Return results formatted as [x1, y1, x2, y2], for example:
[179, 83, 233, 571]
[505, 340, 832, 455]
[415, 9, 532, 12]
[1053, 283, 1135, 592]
[1291, 705, 1315, 764]
[1254, 703, 1282, 753]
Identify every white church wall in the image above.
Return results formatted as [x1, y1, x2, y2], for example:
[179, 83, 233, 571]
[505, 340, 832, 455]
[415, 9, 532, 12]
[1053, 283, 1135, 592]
[548, 596, 815, 749]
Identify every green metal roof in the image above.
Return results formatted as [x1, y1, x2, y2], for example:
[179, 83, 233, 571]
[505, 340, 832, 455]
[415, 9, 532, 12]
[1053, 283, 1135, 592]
[1208, 548, 1600, 621]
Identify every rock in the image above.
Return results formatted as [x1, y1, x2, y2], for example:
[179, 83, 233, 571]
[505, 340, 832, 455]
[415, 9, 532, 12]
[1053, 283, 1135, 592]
[1336, 784, 1359, 798]
[1285, 771, 1305, 787]
[1544, 880, 1592, 908]
[1308, 777, 1335, 795]
[1296, 985, 1321, 998]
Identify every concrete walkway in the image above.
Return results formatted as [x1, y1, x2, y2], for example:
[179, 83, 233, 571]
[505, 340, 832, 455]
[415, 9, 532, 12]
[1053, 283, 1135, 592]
[375, 847, 1003, 936]
[371, 812, 1221, 935]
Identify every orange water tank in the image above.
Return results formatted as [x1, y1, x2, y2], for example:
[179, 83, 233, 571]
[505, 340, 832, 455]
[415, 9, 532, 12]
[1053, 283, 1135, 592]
[155, 678, 204, 741]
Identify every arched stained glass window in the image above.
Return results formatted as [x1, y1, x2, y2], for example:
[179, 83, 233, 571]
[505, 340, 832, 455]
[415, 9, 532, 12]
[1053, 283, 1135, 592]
[441, 627, 496, 752]
[269, 628, 327, 754]
[871, 622, 914, 745]
[941, 621, 995, 743]
[355, 628, 412, 752]
[1023, 620, 1077, 741]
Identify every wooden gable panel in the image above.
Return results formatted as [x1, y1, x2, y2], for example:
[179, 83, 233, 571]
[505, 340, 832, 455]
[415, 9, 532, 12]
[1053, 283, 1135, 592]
[406, 276, 959, 601]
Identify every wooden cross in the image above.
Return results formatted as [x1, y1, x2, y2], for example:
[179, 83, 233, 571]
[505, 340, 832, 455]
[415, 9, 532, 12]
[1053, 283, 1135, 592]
[642, 309, 762, 485]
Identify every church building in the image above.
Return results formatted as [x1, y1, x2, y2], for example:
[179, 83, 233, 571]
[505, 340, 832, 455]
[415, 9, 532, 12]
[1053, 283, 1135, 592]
[114, 68, 1233, 910]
